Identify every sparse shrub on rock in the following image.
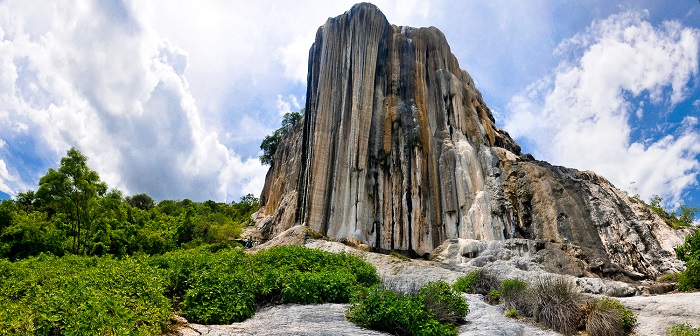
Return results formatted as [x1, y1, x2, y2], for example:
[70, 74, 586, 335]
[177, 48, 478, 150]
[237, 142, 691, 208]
[500, 278, 528, 312]
[667, 323, 700, 336]
[452, 269, 499, 295]
[581, 297, 637, 336]
[523, 276, 583, 335]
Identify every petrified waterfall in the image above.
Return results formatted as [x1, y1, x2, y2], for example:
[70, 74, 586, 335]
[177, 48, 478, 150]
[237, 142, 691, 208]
[256, 3, 685, 280]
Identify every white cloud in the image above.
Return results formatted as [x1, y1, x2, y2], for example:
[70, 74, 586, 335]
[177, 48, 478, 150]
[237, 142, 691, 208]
[0, 0, 266, 202]
[276, 94, 302, 116]
[505, 10, 700, 204]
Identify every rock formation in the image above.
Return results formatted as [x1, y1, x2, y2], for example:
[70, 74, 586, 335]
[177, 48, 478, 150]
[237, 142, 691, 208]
[256, 3, 685, 280]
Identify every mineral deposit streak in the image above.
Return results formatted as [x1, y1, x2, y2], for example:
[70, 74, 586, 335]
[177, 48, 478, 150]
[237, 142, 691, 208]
[257, 3, 685, 281]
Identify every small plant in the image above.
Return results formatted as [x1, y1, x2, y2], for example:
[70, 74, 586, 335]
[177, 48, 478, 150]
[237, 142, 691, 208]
[659, 273, 680, 283]
[452, 269, 499, 295]
[667, 323, 700, 336]
[678, 259, 700, 292]
[486, 289, 500, 304]
[500, 278, 528, 312]
[389, 251, 411, 261]
[505, 309, 519, 319]
[526, 276, 582, 335]
[418, 281, 469, 324]
[581, 297, 637, 336]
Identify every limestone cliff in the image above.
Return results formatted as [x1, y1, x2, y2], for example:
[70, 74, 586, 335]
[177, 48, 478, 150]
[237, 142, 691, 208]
[257, 3, 685, 280]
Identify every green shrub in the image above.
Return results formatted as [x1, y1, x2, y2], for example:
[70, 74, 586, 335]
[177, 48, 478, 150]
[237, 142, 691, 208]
[418, 281, 469, 324]
[678, 259, 700, 292]
[676, 228, 700, 292]
[182, 267, 256, 324]
[174, 245, 380, 324]
[676, 229, 700, 263]
[390, 251, 411, 261]
[582, 297, 637, 336]
[505, 309, 519, 318]
[486, 289, 500, 304]
[667, 323, 700, 336]
[347, 282, 468, 336]
[0, 254, 170, 335]
[500, 278, 528, 312]
[281, 270, 355, 304]
[525, 276, 582, 335]
[452, 273, 475, 293]
[452, 269, 499, 295]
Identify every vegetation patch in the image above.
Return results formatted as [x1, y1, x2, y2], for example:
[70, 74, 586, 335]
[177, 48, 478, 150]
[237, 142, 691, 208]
[667, 323, 700, 336]
[346, 280, 468, 336]
[452, 269, 499, 295]
[0, 254, 171, 335]
[581, 297, 637, 336]
[676, 228, 700, 292]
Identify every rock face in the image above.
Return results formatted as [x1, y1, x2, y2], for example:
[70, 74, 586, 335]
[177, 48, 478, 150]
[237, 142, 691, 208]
[257, 3, 685, 280]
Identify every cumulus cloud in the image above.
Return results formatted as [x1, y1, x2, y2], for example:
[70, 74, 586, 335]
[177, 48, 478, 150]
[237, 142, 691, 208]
[0, 0, 265, 201]
[505, 10, 700, 204]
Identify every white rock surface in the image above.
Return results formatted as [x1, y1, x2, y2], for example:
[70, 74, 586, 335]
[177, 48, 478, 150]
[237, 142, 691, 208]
[618, 292, 700, 336]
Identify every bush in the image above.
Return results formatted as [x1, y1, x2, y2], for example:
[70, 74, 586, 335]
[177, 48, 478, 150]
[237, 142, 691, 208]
[500, 278, 528, 312]
[678, 259, 700, 292]
[582, 297, 637, 336]
[347, 281, 468, 336]
[0, 255, 171, 335]
[505, 309, 519, 318]
[676, 229, 700, 263]
[281, 270, 355, 304]
[452, 269, 499, 295]
[667, 323, 700, 336]
[676, 229, 700, 292]
[171, 245, 380, 324]
[486, 289, 500, 304]
[418, 281, 469, 324]
[525, 276, 582, 335]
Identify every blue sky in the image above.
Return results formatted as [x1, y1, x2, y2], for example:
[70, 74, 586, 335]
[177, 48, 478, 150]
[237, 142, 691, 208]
[0, 1, 698, 218]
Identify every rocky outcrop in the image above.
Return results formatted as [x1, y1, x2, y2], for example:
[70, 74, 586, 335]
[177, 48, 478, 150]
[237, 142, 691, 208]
[256, 3, 685, 280]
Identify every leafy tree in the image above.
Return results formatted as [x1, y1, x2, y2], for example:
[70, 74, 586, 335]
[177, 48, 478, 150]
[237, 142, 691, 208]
[126, 193, 156, 210]
[35, 147, 107, 254]
[647, 194, 699, 229]
[260, 110, 303, 166]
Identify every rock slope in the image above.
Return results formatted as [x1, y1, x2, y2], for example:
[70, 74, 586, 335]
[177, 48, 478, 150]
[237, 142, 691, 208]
[256, 2, 685, 280]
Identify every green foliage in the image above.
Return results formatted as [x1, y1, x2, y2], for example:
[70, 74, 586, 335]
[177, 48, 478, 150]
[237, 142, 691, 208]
[676, 229, 700, 292]
[676, 229, 700, 263]
[505, 309, 519, 318]
[260, 111, 303, 165]
[678, 259, 700, 292]
[389, 250, 411, 261]
[647, 195, 699, 229]
[582, 297, 637, 336]
[346, 282, 465, 336]
[154, 245, 379, 325]
[35, 147, 108, 255]
[500, 278, 528, 311]
[453, 272, 477, 293]
[486, 289, 501, 304]
[523, 276, 583, 335]
[452, 269, 499, 295]
[1, 174, 257, 260]
[0, 254, 171, 335]
[127, 193, 155, 210]
[418, 281, 469, 324]
[667, 323, 700, 336]
[280, 270, 354, 304]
